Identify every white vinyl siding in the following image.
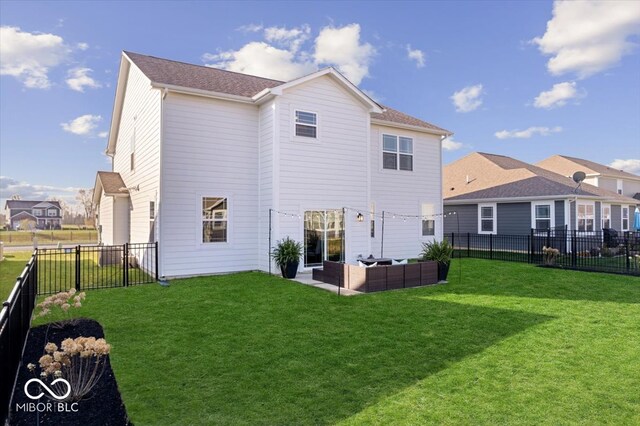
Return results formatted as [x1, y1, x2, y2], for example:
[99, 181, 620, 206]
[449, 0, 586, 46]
[111, 61, 161, 246]
[162, 93, 259, 276]
[98, 194, 114, 245]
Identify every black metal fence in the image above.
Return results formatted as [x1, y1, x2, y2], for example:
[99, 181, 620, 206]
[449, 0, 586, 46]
[445, 231, 640, 276]
[0, 253, 37, 423]
[0, 242, 159, 423]
[36, 242, 158, 294]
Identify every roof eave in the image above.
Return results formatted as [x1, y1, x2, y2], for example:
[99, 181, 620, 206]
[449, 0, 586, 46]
[105, 54, 132, 157]
[371, 118, 452, 137]
[151, 82, 255, 104]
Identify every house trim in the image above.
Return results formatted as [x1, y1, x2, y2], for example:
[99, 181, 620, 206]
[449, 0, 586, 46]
[371, 119, 451, 137]
[477, 203, 497, 235]
[530, 200, 556, 230]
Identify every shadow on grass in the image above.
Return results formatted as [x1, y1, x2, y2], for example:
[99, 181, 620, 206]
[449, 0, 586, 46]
[86, 273, 553, 425]
[439, 258, 640, 304]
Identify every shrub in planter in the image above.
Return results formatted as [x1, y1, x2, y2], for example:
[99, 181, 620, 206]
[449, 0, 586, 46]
[272, 237, 303, 279]
[420, 240, 453, 282]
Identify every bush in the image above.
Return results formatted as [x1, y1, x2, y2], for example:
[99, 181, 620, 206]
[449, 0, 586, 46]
[271, 237, 303, 269]
[420, 240, 453, 265]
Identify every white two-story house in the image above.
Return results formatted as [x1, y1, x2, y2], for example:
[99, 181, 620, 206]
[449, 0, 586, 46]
[93, 51, 451, 277]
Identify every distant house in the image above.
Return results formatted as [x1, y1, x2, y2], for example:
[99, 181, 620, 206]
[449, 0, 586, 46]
[93, 51, 451, 278]
[4, 200, 63, 230]
[536, 155, 640, 200]
[443, 153, 638, 235]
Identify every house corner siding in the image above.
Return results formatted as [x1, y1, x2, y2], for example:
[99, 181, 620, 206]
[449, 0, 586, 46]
[496, 202, 530, 235]
[554, 200, 565, 229]
[443, 204, 478, 234]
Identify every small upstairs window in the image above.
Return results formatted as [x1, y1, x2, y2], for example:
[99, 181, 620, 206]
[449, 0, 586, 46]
[295, 110, 317, 138]
[382, 134, 413, 171]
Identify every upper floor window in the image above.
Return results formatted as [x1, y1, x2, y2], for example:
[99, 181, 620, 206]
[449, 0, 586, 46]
[478, 203, 496, 234]
[202, 197, 227, 243]
[622, 206, 629, 231]
[382, 134, 413, 171]
[47, 209, 57, 217]
[577, 203, 594, 232]
[295, 110, 317, 138]
[616, 179, 623, 195]
[33, 209, 43, 216]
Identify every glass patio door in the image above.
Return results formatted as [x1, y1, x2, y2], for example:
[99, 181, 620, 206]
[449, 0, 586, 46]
[304, 210, 344, 267]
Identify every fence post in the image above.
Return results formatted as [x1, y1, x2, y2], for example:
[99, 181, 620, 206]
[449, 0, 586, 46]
[489, 233, 493, 260]
[546, 229, 550, 249]
[154, 242, 159, 281]
[571, 230, 577, 268]
[528, 234, 531, 263]
[75, 245, 81, 291]
[467, 232, 470, 257]
[123, 243, 129, 287]
[626, 237, 630, 273]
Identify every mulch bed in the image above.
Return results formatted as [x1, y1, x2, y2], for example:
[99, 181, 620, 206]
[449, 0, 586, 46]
[9, 319, 131, 425]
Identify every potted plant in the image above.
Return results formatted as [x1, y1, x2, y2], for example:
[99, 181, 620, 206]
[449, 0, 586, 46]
[272, 237, 303, 279]
[420, 240, 454, 282]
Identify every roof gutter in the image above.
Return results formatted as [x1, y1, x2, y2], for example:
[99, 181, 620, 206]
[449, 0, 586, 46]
[150, 82, 255, 104]
[444, 194, 602, 205]
[371, 118, 452, 137]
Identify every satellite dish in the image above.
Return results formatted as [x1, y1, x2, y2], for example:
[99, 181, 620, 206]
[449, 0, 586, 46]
[572, 171, 586, 183]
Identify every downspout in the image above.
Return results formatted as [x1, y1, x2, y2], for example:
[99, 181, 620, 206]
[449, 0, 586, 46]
[157, 88, 168, 277]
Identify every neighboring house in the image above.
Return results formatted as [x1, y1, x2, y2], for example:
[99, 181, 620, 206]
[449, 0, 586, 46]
[4, 200, 63, 230]
[443, 152, 638, 235]
[94, 51, 451, 277]
[536, 155, 640, 200]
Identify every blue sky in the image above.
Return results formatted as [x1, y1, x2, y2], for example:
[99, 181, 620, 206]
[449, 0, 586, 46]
[1, 1, 639, 209]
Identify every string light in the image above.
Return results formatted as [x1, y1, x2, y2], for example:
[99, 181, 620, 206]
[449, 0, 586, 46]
[270, 207, 458, 221]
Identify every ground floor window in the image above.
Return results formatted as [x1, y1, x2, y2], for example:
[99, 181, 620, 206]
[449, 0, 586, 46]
[601, 204, 611, 229]
[577, 203, 594, 232]
[478, 203, 496, 234]
[421, 203, 435, 236]
[202, 197, 227, 243]
[533, 203, 552, 230]
[622, 206, 629, 231]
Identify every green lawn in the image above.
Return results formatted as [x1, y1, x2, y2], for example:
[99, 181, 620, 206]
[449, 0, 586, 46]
[0, 251, 34, 301]
[32, 259, 640, 425]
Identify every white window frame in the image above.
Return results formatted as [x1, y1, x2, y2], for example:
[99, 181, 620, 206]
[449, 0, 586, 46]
[381, 133, 414, 172]
[601, 204, 611, 229]
[33, 209, 43, 217]
[47, 209, 57, 217]
[293, 109, 318, 140]
[199, 195, 230, 246]
[577, 201, 596, 233]
[421, 203, 435, 237]
[478, 203, 497, 234]
[531, 201, 555, 231]
[616, 179, 623, 195]
[622, 206, 629, 231]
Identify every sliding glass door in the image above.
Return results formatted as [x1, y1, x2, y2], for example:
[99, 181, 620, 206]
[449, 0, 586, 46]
[304, 210, 344, 267]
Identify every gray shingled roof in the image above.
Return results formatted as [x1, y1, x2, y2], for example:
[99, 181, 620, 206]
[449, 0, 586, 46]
[5, 200, 61, 210]
[447, 152, 638, 203]
[124, 51, 449, 133]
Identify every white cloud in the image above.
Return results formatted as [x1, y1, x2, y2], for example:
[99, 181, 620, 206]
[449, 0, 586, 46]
[76, 42, 89, 50]
[237, 23, 263, 33]
[314, 24, 375, 85]
[532, 1, 640, 78]
[97, 131, 108, 138]
[203, 42, 315, 81]
[406, 45, 425, 68]
[61, 114, 102, 136]
[451, 84, 484, 112]
[609, 159, 640, 175]
[264, 25, 310, 53]
[495, 126, 562, 139]
[442, 137, 463, 151]
[533, 81, 583, 109]
[66, 67, 101, 92]
[204, 23, 375, 85]
[0, 176, 79, 205]
[0, 26, 70, 88]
